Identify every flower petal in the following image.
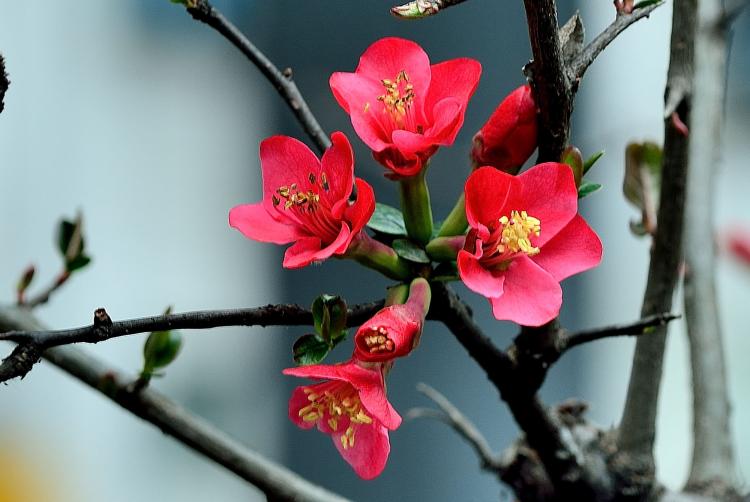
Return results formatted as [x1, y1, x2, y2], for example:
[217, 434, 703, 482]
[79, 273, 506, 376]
[228, 203, 304, 244]
[329, 72, 391, 152]
[464, 166, 517, 229]
[332, 423, 390, 480]
[259, 135, 322, 215]
[345, 178, 376, 236]
[532, 214, 603, 281]
[424, 58, 481, 142]
[320, 132, 355, 205]
[508, 162, 578, 246]
[287, 386, 317, 430]
[282, 224, 351, 268]
[457, 249, 505, 299]
[355, 37, 431, 105]
[489, 255, 562, 326]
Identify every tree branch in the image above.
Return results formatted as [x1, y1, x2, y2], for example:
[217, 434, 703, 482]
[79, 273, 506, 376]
[563, 312, 679, 350]
[0, 52, 8, 114]
[183, 0, 330, 153]
[568, 2, 663, 83]
[407, 382, 504, 475]
[0, 300, 384, 382]
[617, 0, 695, 490]
[683, 0, 737, 492]
[390, 0, 470, 19]
[0, 305, 349, 502]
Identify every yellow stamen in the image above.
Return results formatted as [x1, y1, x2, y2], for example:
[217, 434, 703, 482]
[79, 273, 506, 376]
[497, 210, 541, 256]
[377, 70, 415, 126]
[298, 382, 373, 450]
[362, 326, 395, 354]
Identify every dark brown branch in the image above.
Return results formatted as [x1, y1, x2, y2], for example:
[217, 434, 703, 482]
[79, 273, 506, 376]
[0, 306, 348, 502]
[683, 0, 737, 492]
[617, 0, 695, 491]
[569, 2, 663, 83]
[390, 0, 470, 19]
[563, 312, 679, 350]
[407, 382, 504, 475]
[0, 300, 383, 383]
[184, 0, 330, 153]
[523, 0, 572, 162]
[0, 53, 8, 114]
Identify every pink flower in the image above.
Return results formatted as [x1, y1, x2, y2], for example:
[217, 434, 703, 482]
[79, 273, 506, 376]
[284, 360, 401, 480]
[458, 164, 603, 326]
[471, 85, 538, 173]
[330, 37, 481, 178]
[354, 278, 431, 362]
[229, 132, 375, 268]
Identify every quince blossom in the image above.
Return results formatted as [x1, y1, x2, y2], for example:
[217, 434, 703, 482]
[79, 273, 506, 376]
[284, 359, 401, 480]
[229, 132, 374, 268]
[459, 164, 602, 326]
[330, 37, 481, 178]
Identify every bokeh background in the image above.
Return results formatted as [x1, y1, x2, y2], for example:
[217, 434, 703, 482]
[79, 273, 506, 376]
[0, 1, 748, 500]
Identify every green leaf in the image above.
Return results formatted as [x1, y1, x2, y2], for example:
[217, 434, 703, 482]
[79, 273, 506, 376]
[578, 182, 602, 199]
[583, 150, 605, 175]
[367, 203, 407, 236]
[311, 294, 347, 344]
[634, 0, 662, 9]
[142, 307, 183, 377]
[57, 213, 92, 273]
[66, 254, 92, 273]
[293, 334, 331, 366]
[392, 239, 431, 264]
[624, 142, 662, 211]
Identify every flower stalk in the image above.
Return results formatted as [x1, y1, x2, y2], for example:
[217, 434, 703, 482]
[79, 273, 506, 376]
[399, 170, 434, 245]
[345, 233, 412, 280]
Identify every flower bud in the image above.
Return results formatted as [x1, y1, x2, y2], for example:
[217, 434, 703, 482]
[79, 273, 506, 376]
[471, 85, 537, 174]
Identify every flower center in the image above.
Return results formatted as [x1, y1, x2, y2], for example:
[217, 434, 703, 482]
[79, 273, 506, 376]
[298, 382, 372, 449]
[377, 70, 414, 127]
[360, 326, 395, 355]
[497, 210, 541, 256]
[272, 172, 330, 213]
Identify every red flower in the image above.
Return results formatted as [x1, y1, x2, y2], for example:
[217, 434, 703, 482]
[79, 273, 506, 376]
[727, 228, 750, 265]
[354, 278, 431, 362]
[330, 37, 481, 178]
[229, 132, 375, 268]
[471, 85, 537, 173]
[458, 164, 602, 326]
[284, 360, 401, 480]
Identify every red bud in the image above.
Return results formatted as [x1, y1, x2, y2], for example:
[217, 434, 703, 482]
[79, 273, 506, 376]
[471, 85, 538, 174]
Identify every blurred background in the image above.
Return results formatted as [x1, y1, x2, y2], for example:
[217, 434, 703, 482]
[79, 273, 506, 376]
[0, 1, 747, 500]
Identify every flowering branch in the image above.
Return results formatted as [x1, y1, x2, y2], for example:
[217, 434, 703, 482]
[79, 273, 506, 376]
[182, 0, 330, 153]
[407, 382, 504, 476]
[0, 300, 383, 383]
[568, 2, 664, 84]
[683, 0, 739, 493]
[0, 305, 349, 502]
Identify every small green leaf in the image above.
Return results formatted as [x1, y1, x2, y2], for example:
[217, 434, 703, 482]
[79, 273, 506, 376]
[392, 239, 431, 264]
[66, 254, 92, 273]
[57, 213, 92, 273]
[578, 182, 602, 199]
[583, 150, 605, 175]
[367, 203, 407, 236]
[634, 0, 661, 9]
[293, 334, 331, 366]
[311, 294, 347, 344]
[142, 307, 183, 377]
[561, 145, 584, 187]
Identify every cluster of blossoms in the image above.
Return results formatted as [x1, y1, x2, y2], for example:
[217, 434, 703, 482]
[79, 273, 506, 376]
[229, 37, 602, 478]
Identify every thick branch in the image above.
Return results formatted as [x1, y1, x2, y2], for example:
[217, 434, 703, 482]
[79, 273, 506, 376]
[0, 305, 348, 502]
[569, 3, 663, 82]
[185, 0, 330, 153]
[617, 0, 695, 488]
[523, 0, 572, 162]
[407, 383, 504, 475]
[683, 0, 737, 491]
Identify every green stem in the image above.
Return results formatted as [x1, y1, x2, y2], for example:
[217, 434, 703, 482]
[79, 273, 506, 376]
[425, 236, 465, 262]
[437, 192, 468, 237]
[385, 284, 410, 306]
[345, 233, 412, 280]
[399, 171, 433, 245]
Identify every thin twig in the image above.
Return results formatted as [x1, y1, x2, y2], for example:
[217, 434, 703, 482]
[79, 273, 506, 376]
[563, 312, 679, 350]
[0, 52, 8, 114]
[24, 271, 70, 308]
[568, 2, 663, 83]
[0, 305, 349, 502]
[407, 382, 504, 474]
[683, 0, 737, 492]
[617, 0, 695, 489]
[184, 0, 330, 153]
[390, 0, 470, 19]
[0, 300, 383, 383]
